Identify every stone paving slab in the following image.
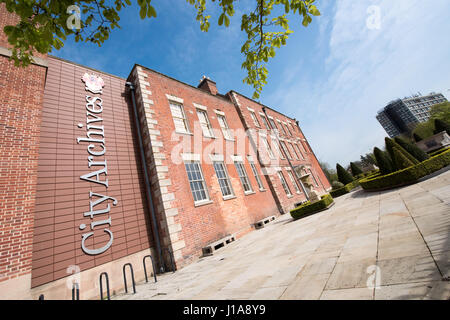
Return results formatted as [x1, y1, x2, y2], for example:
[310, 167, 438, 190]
[114, 168, 450, 300]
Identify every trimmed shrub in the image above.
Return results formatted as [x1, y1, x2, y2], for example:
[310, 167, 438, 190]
[350, 162, 363, 176]
[329, 180, 360, 198]
[434, 119, 450, 135]
[392, 146, 415, 170]
[290, 194, 334, 220]
[360, 148, 450, 191]
[336, 163, 354, 185]
[374, 147, 394, 175]
[385, 137, 419, 169]
[413, 132, 423, 142]
[331, 181, 344, 190]
[429, 147, 450, 157]
[394, 137, 429, 162]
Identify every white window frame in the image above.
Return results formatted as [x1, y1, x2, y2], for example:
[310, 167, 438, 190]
[217, 113, 233, 140]
[196, 109, 215, 138]
[280, 140, 292, 159]
[278, 171, 292, 196]
[249, 162, 265, 191]
[169, 101, 190, 134]
[294, 143, 305, 160]
[213, 161, 235, 199]
[287, 169, 301, 194]
[259, 113, 270, 130]
[184, 161, 210, 204]
[261, 136, 275, 159]
[234, 161, 253, 194]
[249, 110, 261, 127]
[288, 142, 300, 160]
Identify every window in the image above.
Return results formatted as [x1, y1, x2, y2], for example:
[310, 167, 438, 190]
[217, 114, 233, 140]
[289, 142, 300, 160]
[250, 111, 261, 127]
[287, 170, 301, 194]
[269, 118, 277, 130]
[185, 161, 209, 203]
[284, 123, 293, 136]
[272, 139, 284, 159]
[197, 109, 214, 138]
[294, 143, 305, 160]
[309, 169, 319, 187]
[277, 120, 286, 135]
[278, 171, 292, 196]
[280, 141, 292, 159]
[261, 136, 275, 159]
[234, 161, 253, 193]
[260, 114, 270, 130]
[249, 162, 264, 190]
[170, 101, 189, 134]
[213, 161, 234, 198]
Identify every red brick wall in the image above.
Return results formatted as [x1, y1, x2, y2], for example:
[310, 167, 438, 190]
[30, 57, 154, 287]
[0, 55, 46, 284]
[229, 92, 331, 213]
[133, 67, 280, 266]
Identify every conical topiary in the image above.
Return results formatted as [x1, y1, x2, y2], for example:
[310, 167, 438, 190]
[385, 137, 419, 169]
[434, 119, 450, 135]
[413, 132, 423, 142]
[394, 137, 429, 162]
[350, 162, 363, 176]
[336, 163, 354, 185]
[374, 147, 394, 175]
[392, 146, 414, 170]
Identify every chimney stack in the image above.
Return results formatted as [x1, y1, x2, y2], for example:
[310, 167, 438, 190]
[198, 75, 218, 95]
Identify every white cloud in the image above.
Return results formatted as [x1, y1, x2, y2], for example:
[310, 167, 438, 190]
[266, 0, 450, 166]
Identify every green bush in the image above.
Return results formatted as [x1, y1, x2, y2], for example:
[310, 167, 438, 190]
[290, 194, 334, 220]
[329, 180, 360, 198]
[336, 163, 354, 185]
[394, 137, 429, 162]
[350, 162, 363, 176]
[429, 147, 450, 157]
[392, 146, 415, 170]
[360, 148, 450, 191]
[331, 181, 344, 190]
[374, 147, 394, 175]
[434, 119, 450, 135]
[385, 137, 419, 169]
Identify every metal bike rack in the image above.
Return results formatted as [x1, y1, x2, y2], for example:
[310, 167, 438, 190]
[164, 248, 176, 273]
[72, 283, 80, 300]
[143, 255, 157, 283]
[122, 263, 136, 294]
[99, 272, 110, 300]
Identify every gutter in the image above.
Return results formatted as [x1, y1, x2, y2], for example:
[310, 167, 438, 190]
[125, 81, 165, 273]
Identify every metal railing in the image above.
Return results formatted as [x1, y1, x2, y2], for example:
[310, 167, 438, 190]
[72, 283, 80, 300]
[123, 263, 136, 294]
[99, 272, 110, 300]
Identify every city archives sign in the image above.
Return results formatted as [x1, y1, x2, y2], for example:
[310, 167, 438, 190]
[77, 73, 117, 255]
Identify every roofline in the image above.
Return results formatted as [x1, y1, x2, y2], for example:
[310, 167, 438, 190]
[48, 54, 126, 81]
[129, 63, 234, 105]
[228, 90, 298, 123]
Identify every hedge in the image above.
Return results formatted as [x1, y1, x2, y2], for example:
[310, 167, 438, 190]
[429, 147, 450, 157]
[290, 194, 334, 220]
[360, 148, 450, 191]
[329, 179, 360, 198]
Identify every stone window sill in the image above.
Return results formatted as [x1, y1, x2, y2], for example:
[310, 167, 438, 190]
[194, 200, 213, 207]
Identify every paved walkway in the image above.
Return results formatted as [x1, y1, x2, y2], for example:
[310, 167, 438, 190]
[115, 169, 450, 300]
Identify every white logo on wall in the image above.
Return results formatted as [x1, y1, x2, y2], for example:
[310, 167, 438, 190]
[82, 73, 105, 94]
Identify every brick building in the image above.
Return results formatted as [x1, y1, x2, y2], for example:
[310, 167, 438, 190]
[0, 4, 330, 299]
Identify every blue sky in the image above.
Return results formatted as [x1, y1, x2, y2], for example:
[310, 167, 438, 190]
[54, 0, 450, 167]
